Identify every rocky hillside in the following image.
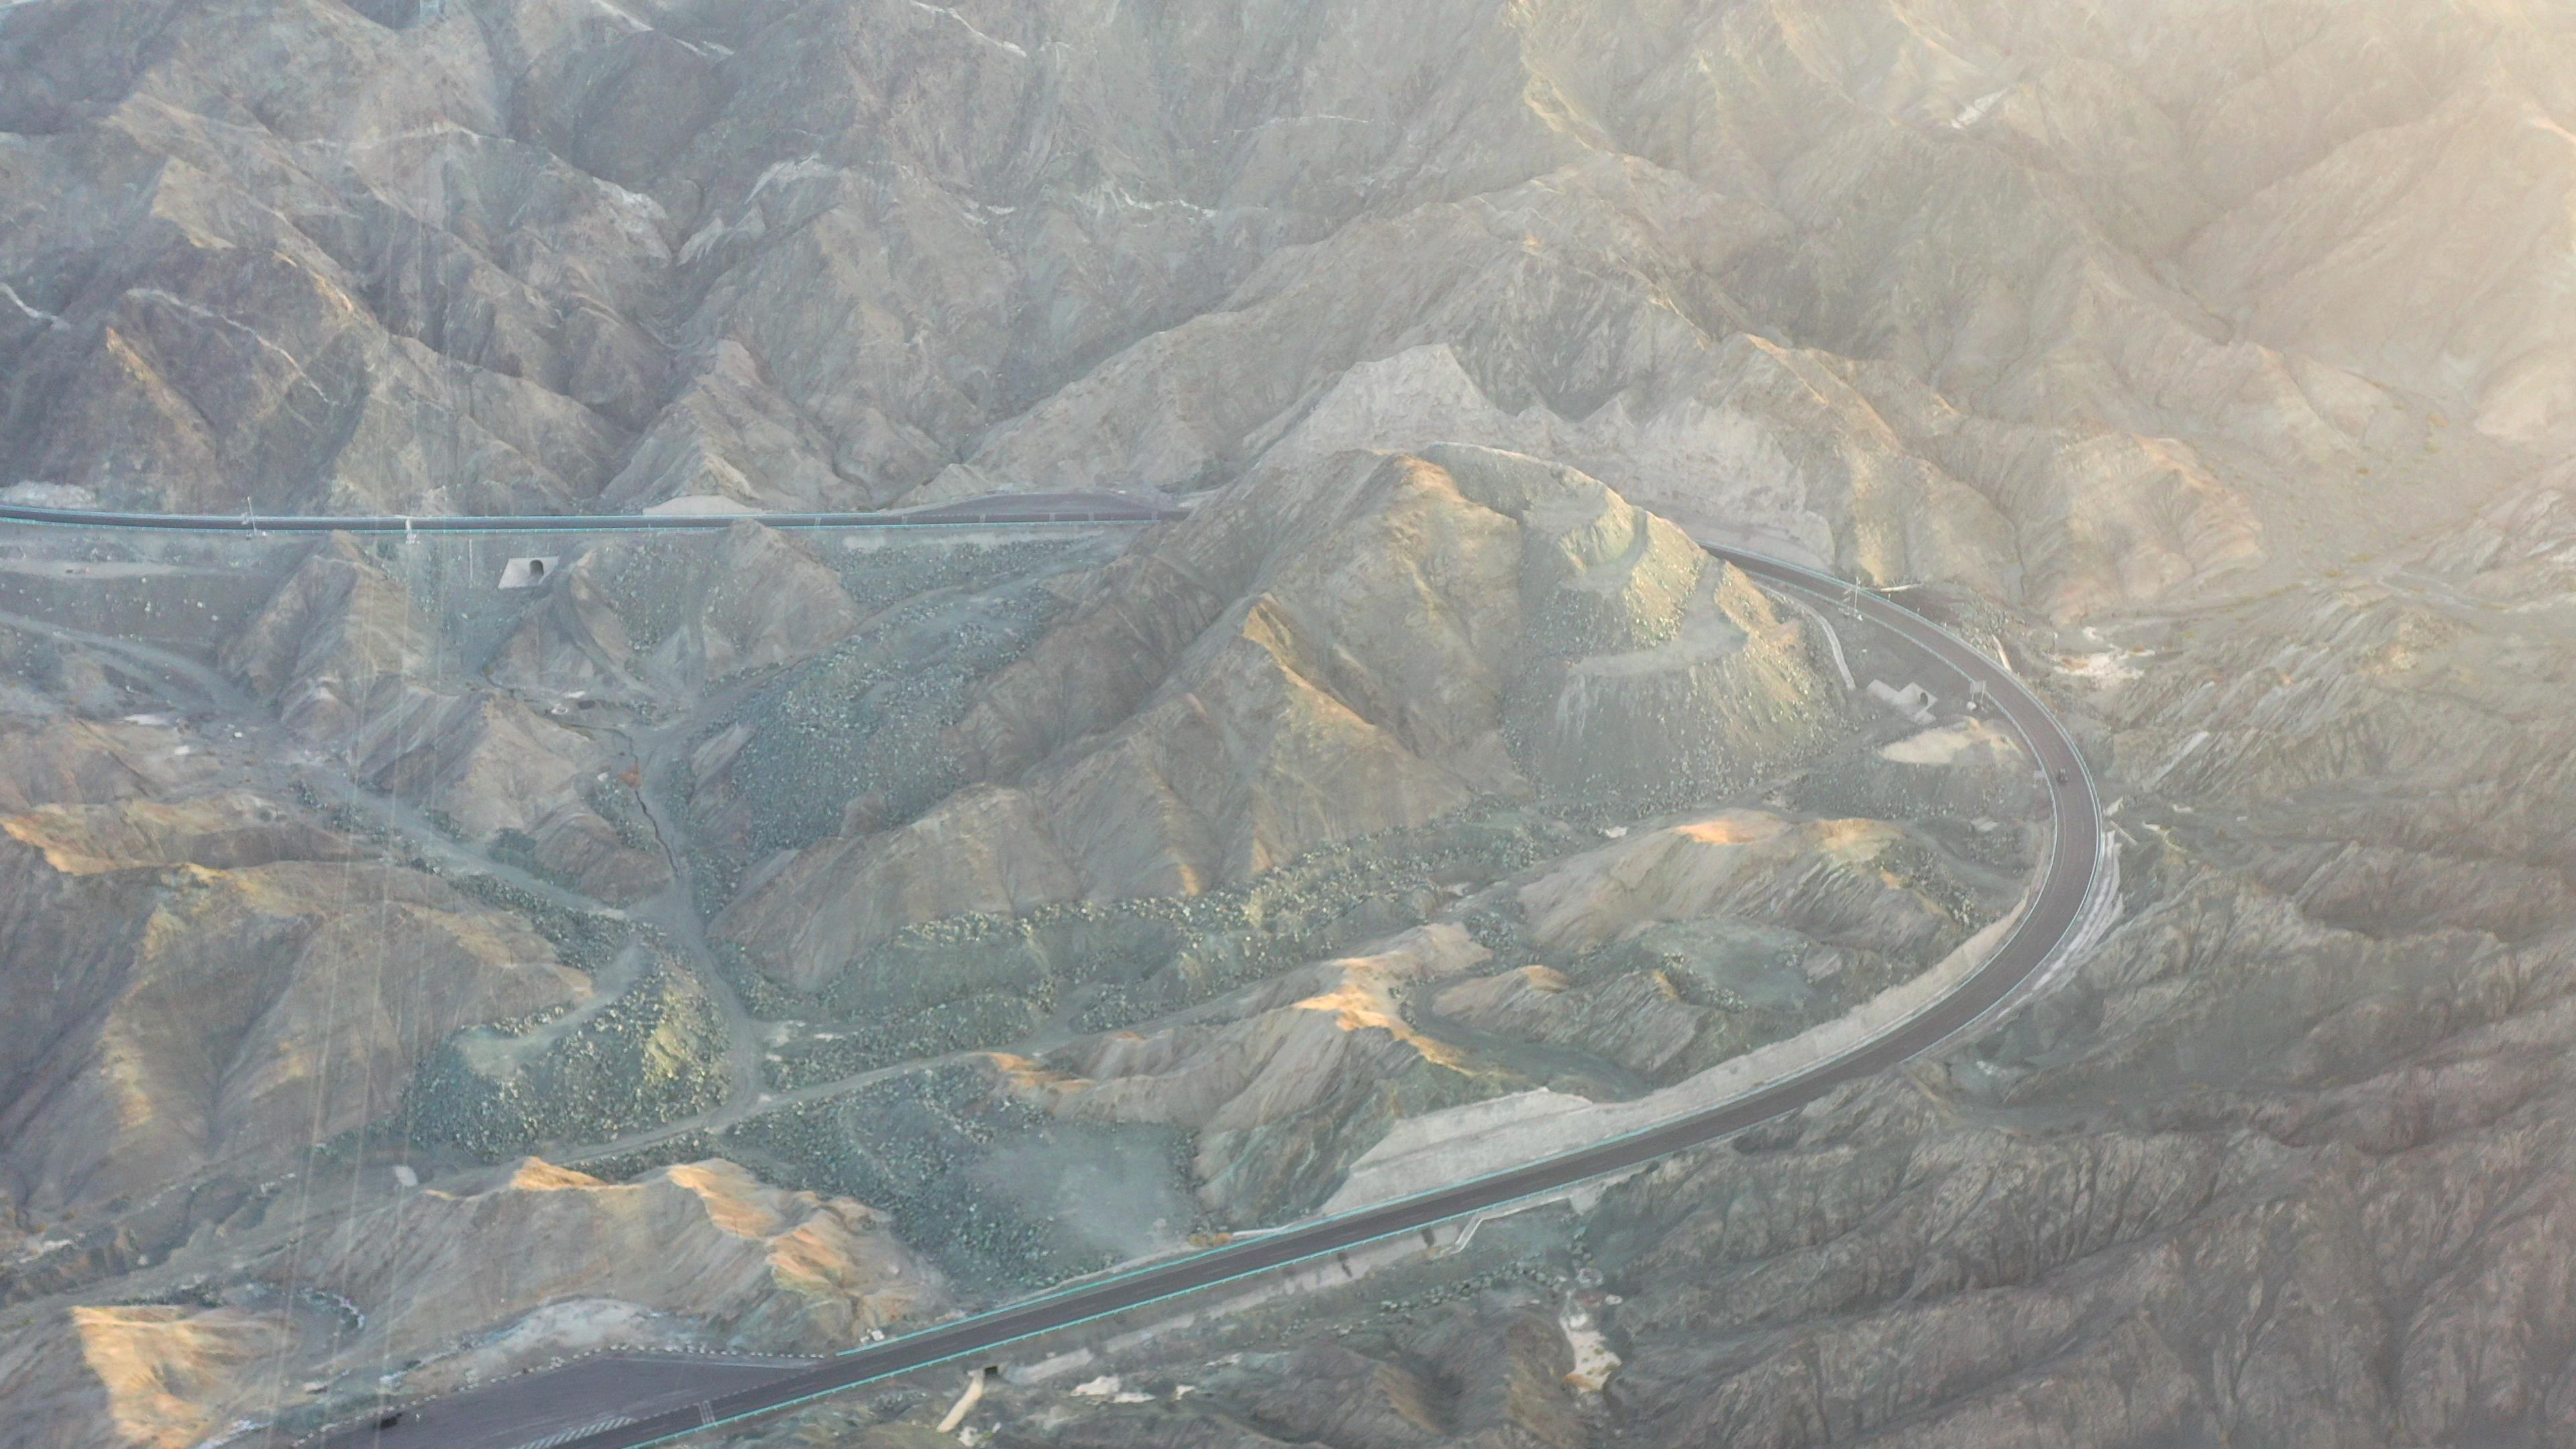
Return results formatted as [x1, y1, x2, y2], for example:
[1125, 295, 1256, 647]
[715, 445, 1848, 987]
[0, 789, 582, 1214]
[5, 0, 2575, 1446]
[221, 533, 676, 901]
[902, 418, 2576, 1449]
[0, 455, 2030, 1442]
[0, 1158, 943, 1448]
[5, 0, 2563, 616]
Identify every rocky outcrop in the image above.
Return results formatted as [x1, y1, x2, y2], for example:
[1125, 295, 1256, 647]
[598, 341, 857, 513]
[1018, 926, 1505, 1219]
[489, 519, 864, 703]
[0, 718, 222, 812]
[1407, 806, 2015, 1087]
[0, 1158, 943, 1448]
[224, 535, 600, 837]
[718, 786, 1081, 993]
[312, 1158, 942, 1361]
[1433, 445, 1844, 804]
[0, 792, 583, 1212]
[1513, 810, 1969, 959]
[222, 534, 669, 899]
[1, 789, 360, 874]
[0, 1303, 292, 1449]
[1434, 965, 1711, 1080]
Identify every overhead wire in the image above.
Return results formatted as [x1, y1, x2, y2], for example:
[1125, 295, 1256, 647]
[252, 529, 370, 1447]
[325, 458, 423, 1433]
[334, 138, 472, 1430]
[252, 91, 455, 1442]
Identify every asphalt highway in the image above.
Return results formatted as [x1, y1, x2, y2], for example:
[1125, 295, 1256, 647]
[0, 492, 1181, 534]
[64, 500, 2097, 1449]
[492, 549, 2098, 1449]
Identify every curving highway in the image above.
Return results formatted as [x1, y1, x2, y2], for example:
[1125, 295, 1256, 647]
[0, 498, 2101, 1448]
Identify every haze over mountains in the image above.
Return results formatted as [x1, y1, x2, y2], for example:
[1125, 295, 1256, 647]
[1, 0, 2575, 1446]
[6, 0, 2565, 608]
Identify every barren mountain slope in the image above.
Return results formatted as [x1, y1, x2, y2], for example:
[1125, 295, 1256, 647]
[221, 533, 674, 901]
[5, 1, 2576, 1446]
[0, 790, 583, 1214]
[0, 469, 2035, 1443]
[3, 0, 2561, 612]
[716, 446, 1848, 985]
[947, 479, 2576, 1449]
[0, 1159, 944, 1449]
